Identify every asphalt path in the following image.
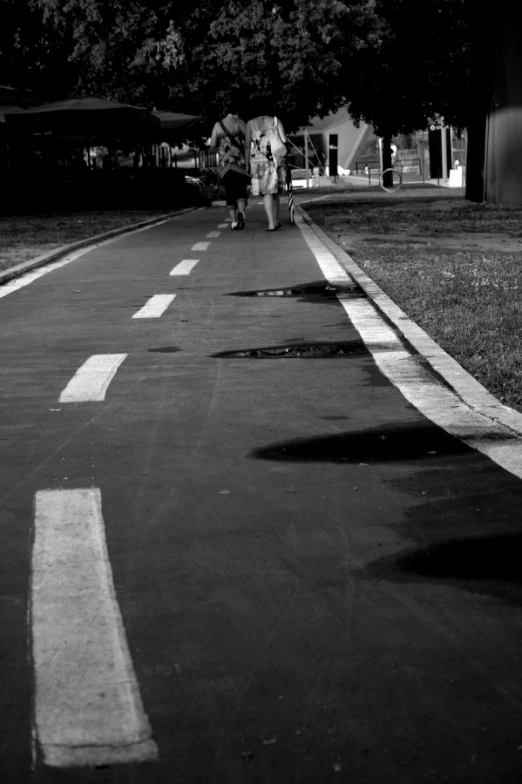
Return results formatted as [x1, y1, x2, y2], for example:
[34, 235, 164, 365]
[0, 204, 521, 783]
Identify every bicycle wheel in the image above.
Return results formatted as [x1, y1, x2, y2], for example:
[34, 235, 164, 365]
[379, 168, 402, 193]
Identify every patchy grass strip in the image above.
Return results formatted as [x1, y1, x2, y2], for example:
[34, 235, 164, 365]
[0, 210, 173, 272]
[313, 196, 522, 236]
[306, 197, 522, 413]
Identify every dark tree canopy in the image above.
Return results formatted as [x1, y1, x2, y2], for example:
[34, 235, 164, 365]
[1, 0, 472, 134]
[343, 0, 472, 137]
[200, 0, 382, 130]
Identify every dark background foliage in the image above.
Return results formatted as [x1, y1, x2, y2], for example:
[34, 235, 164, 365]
[1, 0, 473, 134]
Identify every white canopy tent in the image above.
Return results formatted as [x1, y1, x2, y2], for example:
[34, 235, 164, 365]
[288, 108, 371, 175]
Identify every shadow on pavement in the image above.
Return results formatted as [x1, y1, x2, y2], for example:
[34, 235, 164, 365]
[249, 421, 473, 463]
[368, 533, 522, 605]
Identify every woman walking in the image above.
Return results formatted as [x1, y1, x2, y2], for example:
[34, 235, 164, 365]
[245, 110, 287, 231]
[210, 103, 248, 230]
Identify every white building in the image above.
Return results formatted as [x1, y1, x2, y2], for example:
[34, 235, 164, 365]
[287, 107, 371, 176]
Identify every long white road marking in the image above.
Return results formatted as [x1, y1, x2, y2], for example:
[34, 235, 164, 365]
[132, 294, 176, 318]
[191, 242, 210, 251]
[169, 259, 200, 276]
[0, 218, 175, 300]
[296, 212, 522, 481]
[31, 488, 158, 768]
[217, 223, 228, 229]
[0, 248, 102, 300]
[59, 354, 127, 403]
[206, 231, 221, 238]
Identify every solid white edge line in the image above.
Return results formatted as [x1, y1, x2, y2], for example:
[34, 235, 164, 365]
[0, 216, 179, 300]
[299, 204, 522, 431]
[59, 354, 127, 403]
[300, 206, 522, 435]
[294, 210, 522, 481]
[31, 488, 158, 768]
[132, 294, 176, 319]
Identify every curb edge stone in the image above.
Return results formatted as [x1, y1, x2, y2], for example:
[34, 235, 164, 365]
[297, 202, 522, 439]
[0, 206, 201, 287]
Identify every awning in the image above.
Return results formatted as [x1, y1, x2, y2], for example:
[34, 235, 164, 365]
[0, 84, 42, 107]
[4, 97, 160, 138]
[0, 104, 25, 123]
[153, 111, 201, 133]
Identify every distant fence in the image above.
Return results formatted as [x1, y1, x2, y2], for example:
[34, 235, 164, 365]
[291, 168, 313, 181]
[355, 159, 380, 174]
[354, 152, 421, 175]
[395, 150, 421, 172]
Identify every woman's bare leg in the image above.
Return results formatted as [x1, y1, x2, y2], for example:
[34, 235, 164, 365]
[263, 194, 276, 229]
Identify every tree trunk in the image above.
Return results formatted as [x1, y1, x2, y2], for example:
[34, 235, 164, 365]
[466, 1, 522, 204]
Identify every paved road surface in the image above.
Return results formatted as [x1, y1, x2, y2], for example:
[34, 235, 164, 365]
[0, 204, 521, 783]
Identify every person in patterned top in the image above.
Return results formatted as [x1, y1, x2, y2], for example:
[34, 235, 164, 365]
[210, 103, 248, 230]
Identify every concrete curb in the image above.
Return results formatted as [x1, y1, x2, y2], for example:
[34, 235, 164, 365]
[0, 206, 201, 287]
[297, 203, 522, 438]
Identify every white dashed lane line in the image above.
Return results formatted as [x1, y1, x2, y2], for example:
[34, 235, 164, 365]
[31, 488, 158, 768]
[169, 259, 200, 276]
[206, 231, 221, 238]
[217, 223, 228, 229]
[59, 354, 127, 403]
[132, 294, 176, 319]
[191, 242, 210, 251]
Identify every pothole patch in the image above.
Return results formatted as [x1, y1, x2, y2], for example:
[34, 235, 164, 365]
[148, 346, 182, 353]
[212, 340, 367, 359]
[228, 282, 365, 299]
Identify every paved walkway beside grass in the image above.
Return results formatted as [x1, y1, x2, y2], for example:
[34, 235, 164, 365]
[0, 202, 521, 783]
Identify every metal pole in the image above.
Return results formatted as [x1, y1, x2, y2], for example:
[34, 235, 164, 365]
[307, 134, 321, 179]
[441, 123, 448, 182]
[304, 130, 309, 188]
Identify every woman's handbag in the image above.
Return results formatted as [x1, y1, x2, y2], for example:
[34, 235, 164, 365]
[218, 121, 249, 179]
[268, 117, 287, 159]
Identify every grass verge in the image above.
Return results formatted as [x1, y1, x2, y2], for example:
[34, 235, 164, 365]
[0, 210, 177, 272]
[305, 193, 522, 413]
